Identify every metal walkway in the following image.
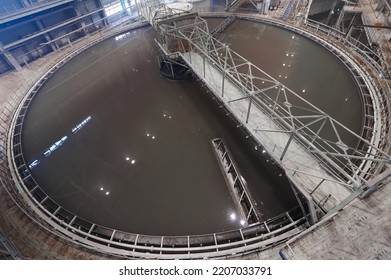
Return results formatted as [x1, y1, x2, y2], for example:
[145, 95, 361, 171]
[137, 0, 391, 223]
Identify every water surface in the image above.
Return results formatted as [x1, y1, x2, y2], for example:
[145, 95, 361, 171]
[21, 19, 362, 236]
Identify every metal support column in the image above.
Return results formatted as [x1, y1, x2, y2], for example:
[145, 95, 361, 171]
[324, 0, 338, 25]
[289, 177, 318, 224]
[246, 95, 253, 123]
[263, 0, 270, 15]
[0, 42, 22, 71]
[95, 0, 109, 26]
[335, 6, 345, 29]
[280, 131, 295, 161]
[35, 20, 57, 52]
[375, 0, 387, 11]
[73, 5, 88, 35]
[134, 0, 141, 17]
[21, 0, 31, 8]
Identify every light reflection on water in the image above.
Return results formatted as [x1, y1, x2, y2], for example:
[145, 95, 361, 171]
[23, 27, 259, 236]
[28, 116, 92, 169]
[21, 18, 361, 236]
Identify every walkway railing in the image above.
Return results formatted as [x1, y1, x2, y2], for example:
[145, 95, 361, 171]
[303, 18, 390, 78]
[192, 5, 390, 79]
[195, 9, 391, 184]
[2, 159, 307, 259]
[296, 18, 391, 181]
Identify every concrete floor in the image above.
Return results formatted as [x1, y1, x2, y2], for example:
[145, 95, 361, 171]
[280, 179, 391, 259]
[1, 0, 391, 260]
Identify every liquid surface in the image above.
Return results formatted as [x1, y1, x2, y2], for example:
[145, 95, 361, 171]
[220, 19, 363, 135]
[21, 19, 362, 236]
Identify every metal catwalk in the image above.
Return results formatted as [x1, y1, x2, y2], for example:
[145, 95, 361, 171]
[137, 0, 391, 222]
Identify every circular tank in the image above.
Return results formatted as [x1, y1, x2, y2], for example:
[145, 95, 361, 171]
[19, 19, 362, 238]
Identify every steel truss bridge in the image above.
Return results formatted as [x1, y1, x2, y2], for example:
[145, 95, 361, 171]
[137, 0, 391, 223]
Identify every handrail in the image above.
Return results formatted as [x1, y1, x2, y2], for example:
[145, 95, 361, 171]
[213, 11, 390, 181]
[191, 6, 390, 78]
[304, 18, 390, 78]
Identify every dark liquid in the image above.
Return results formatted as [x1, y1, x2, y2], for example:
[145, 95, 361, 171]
[21, 19, 362, 236]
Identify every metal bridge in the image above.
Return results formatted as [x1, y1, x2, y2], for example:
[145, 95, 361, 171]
[136, 0, 391, 223]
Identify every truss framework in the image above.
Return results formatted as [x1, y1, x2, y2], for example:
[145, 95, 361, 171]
[137, 0, 391, 222]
